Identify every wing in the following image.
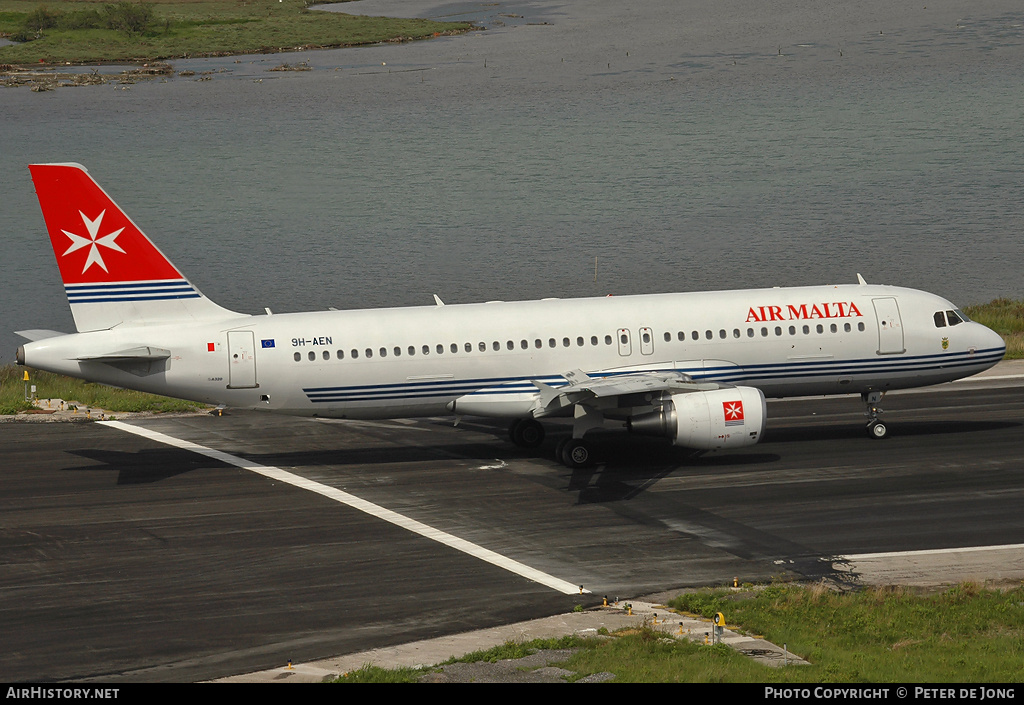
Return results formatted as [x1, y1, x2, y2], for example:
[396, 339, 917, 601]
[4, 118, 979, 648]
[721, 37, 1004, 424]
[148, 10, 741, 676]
[530, 368, 728, 417]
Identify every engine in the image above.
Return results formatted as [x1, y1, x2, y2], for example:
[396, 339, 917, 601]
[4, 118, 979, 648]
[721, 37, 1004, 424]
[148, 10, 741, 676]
[627, 386, 766, 450]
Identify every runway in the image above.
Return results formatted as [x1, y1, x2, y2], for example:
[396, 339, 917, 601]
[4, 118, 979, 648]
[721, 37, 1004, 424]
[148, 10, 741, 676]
[2, 373, 1023, 682]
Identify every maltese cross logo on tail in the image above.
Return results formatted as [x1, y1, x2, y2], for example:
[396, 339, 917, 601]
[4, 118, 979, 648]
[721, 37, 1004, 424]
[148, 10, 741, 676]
[61, 210, 125, 274]
[723, 400, 744, 426]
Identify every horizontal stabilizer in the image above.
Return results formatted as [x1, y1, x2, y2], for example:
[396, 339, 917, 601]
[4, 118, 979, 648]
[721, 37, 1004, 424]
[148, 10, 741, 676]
[15, 329, 67, 342]
[76, 346, 171, 362]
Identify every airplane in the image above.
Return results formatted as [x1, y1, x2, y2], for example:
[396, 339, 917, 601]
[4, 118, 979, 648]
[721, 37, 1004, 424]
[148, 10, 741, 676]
[16, 163, 1006, 468]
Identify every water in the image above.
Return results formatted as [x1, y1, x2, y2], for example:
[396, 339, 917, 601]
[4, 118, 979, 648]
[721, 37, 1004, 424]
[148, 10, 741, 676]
[2, 0, 1023, 362]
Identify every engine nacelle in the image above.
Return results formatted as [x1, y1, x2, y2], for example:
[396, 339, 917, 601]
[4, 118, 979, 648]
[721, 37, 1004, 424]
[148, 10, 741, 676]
[627, 387, 766, 450]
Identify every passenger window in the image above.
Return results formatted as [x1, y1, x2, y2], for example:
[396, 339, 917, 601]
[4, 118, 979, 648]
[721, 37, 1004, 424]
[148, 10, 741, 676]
[365, 348, 373, 358]
[294, 352, 301, 362]
[692, 331, 699, 341]
[664, 332, 671, 342]
[521, 340, 529, 349]
[746, 328, 754, 338]
[844, 323, 851, 333]
[934, 311, 947, 328]
[535, 339, 542, 349]
[466, 342, 473, 352]
[564, 337, 571, 347]
[549, 338, 556, 348]
[760, 327, 768, 337]
[323, 351, 330, 360]
[802, 325, 810, 334]
[507, 341, 515, 350]
[493, 341, 501, 351]
[816, 324, 823, 334]
[605, 335, 613, 345]
[830, 324, 837, 333]
[452, 343, 459, 353]
[719, 329, 726, 339]
[408, 346, 416, 356]
[308, 351, 315, 361]
[479, 342, 487, 352]
[705, 330, 713, 340]
[394, 347, 401, 357]
[733, 329, 740, 338]
[577, 336, 585, 347]
[789, 326, 796, 336]
[423, 345, 430, 355]
[678, 331, 685, 341]
[379, 348, 387, 358]
[591, 336, 598, 346]
[774, 326, 782, 336]
[351, 349, 359, 359]
[858, 322, 865, 331]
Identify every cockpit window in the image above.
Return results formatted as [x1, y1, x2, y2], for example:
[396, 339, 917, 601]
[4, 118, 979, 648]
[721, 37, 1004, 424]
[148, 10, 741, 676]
[954, 308, 971, 323]
[934, 311, 946, 328]
[946, 310, 964, 326]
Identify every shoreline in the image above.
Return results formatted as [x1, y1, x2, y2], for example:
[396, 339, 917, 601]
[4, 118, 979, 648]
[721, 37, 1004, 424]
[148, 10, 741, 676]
[0, 0, 472, 79]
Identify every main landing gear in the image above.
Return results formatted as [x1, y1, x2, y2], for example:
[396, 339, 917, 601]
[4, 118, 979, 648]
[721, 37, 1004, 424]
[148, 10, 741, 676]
[555, 437, 595, 469]
[863, 391, 887, 439]
[509, 419, 597, 469]
[509, 418, 545, 448]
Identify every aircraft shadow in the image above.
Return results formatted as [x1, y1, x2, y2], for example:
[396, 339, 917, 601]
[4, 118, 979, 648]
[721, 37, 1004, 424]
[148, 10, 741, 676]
[763, 418, 1021, 444]
[62, 447, 219, 484]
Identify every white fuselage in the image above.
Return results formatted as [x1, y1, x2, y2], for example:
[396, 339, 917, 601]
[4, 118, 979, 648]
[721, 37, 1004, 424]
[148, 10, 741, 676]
[21, 283, 1006, 420]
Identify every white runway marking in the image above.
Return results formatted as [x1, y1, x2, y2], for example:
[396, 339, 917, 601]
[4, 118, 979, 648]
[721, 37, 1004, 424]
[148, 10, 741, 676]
[101, 420, 587, 596]
[844, 543, 1024, 560]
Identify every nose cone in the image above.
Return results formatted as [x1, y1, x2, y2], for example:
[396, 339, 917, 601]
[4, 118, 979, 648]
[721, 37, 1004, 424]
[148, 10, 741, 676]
[973, 322, 1006, 364]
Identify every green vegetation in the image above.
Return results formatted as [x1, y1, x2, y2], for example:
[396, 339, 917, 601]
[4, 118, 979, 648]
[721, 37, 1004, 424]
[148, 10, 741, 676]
[964, 298, 1024, 359]
[332, 664, 425, 683]
[669, 583, 1024, 682]
[1, 365, 204, 414]
[0, 0, 470, 65]
[331, 583, 1024, 683]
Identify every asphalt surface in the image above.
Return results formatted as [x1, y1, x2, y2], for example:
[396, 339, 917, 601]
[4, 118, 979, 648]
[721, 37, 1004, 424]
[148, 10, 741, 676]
[2, 365, 1023, 682]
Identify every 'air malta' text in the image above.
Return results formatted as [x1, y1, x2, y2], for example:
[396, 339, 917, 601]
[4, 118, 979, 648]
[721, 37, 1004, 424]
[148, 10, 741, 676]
[746, 302, 864, 323]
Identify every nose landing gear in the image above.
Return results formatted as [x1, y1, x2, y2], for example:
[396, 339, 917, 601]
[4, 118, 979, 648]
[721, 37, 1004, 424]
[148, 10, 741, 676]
[863, 391, 887, 439]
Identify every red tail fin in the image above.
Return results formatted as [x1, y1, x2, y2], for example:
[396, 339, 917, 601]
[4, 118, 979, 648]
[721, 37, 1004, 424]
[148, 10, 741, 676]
[30, 163, 242, 331]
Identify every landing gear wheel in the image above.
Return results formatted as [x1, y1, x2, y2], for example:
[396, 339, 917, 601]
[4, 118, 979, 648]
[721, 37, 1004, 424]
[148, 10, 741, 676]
[862, 391, 886, 439]
[509, 419, 545, 448]
[555, 437, 569, 462]
[560, 439, 595, 469]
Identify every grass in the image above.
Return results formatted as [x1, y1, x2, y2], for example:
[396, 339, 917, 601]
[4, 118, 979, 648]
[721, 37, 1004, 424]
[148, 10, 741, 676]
[329, 583, 1024, 683]
[964, 298, 1024, 359]
[1, 365, 205, 413]
[0, 0, 471, 65]
[669, 583, 1024, 682]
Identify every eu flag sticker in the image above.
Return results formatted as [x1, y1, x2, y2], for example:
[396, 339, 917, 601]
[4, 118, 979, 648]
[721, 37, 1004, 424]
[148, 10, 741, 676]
[261, 339, 276, 349]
